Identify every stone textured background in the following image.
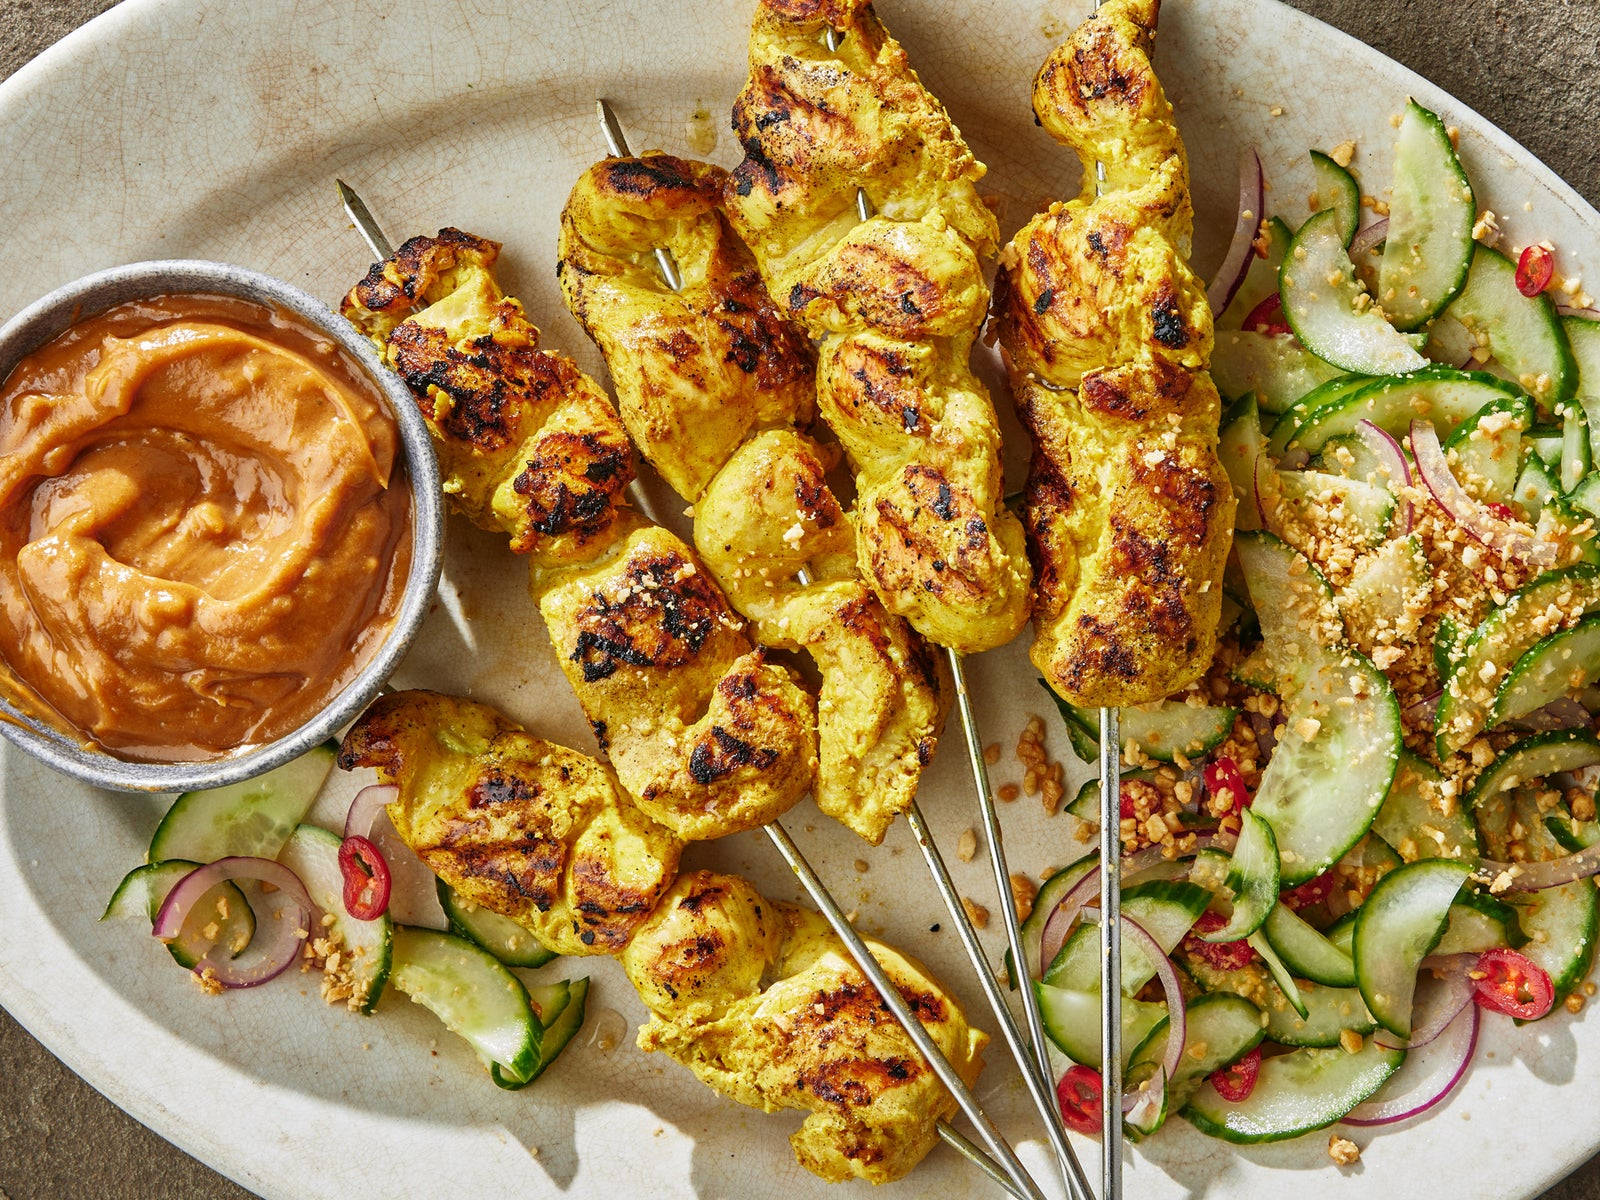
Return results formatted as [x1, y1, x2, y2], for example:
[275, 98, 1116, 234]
[3, 0, 1599, 1197]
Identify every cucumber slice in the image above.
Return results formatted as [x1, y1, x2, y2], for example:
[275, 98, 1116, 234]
[1564, 405, 1594, 493]
[1269, 375, 1372, 458]
[1569, 315, 1600, 454]
[1219, 393, 1265, 531]
[1437, 564, 1600, 755]
[278, 824, 393, 1013]
[147, 742, 336, 865]
[494, 977, 592, 1088]
[388, 925, 540, 1082]
[1445, 245, 1577, 409]
[1371, 750, 1480, 864]
[1466, 729, 1600, 809]
[1179, 951, 1375, 1047]
[104, 859, 255, 970]
[1288, 366, 1522, 455]
[1546, 809, 1600, 852]
[1515, 452, 1561, 515]
[1489, 613, 1600, 729]
[1263, 902, 1356, 987]
[1184, 1039, 1404, 1144]
[1045, 880, 1212, 993]
[1377, 99, 1476, 330]
[437, 879, 558, 970]
[1006, 858, 1096, 988]
[1326, 911, 1356, 957]
[1248, 930, 1308, 1018]
[1443, 394, 1534, 500]
[1281, 209, 1428, 377]
[1037, 982, 1167, 1071]
[1570, 474, 1600, 519]
[1530, 424, 1566, 468]
[1220, 217, 1293, 332]
[1353, 859, 1471, 1038]
[1309, 150, 1360, 248]
[1313, 433, 1385, 481]
[1130, 992, 1266, 1097]
[1235, 533, 1402, 884]
[1199, 810, 1279, 942]
[1434, 614, 1468, 682]
[1213, 331, 1343, 414]
[1066, 770, 1156, 822]
[1433, 892, 1524, 955]
[1043, 682, 1103, 763]
[1061, 699, 1238, 764]
[1517, 878, 1600, 1002]
[1338, 535, 1429, 652]
[1275, 469, 1395, 548]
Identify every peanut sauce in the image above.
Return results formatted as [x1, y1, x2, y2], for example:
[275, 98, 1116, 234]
[0, 294, 413, 762]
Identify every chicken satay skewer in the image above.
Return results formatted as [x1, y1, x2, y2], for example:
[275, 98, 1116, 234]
[337, 179, 1043, 1200]
[598, 94, 1088, 1200]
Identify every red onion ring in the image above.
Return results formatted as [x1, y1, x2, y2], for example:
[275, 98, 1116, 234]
[1375, 954, 1477, 1050]
[1557, 305, 1600, 320]
[1207, 148, 1266, 316]
[1411, 420, 1559, 569]
[151, 857, 313, 989]
[1479, 844, 1600, 892]
[1403, 691, 1441, 730]
[1506, 695, 1591, 732]
[1348, 216, 1391, 261]
[1123, 914, 1188, 1086]
[1343, 1001, 1479, 1125]
[345, 783, 399, 841]
[1356, 419, 1414, 531]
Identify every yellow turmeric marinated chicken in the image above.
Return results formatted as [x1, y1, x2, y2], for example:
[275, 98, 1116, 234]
[992, 0, 1234, 707]
[339, 689, 682, 956]
[342, 238, 818, 840]
[558, 155, 949, 843]
[621, 870, 987, 1185]
[723, 0, 1032, 655]
[559, 154, 815, 502]
[694, 430, 950, 843]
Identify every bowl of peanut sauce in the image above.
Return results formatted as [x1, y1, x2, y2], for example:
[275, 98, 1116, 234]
[0, 261, 443, 792]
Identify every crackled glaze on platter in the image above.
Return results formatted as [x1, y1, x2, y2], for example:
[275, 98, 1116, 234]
[0, 1, 1597, 1198]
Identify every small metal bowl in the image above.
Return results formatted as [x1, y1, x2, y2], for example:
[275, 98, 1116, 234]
[0, 261, 443, 793]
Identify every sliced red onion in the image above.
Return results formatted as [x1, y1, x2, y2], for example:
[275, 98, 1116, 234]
[1411, 420, 1560, 569]
[1348, 216, 1390, 262]
[345, 783, 399, 841]
[1557, 305, 1600, 320]
[1343, 1001, 1479, 1125]
[1124, 914, 1188, 1086]
[1375, 954, 1476, 1050]
[1207, 148, 1266, 316]
[1506, 695, 1590, 732]
[152, 857, 313, 989]
[1403, 691, 1441, 731]
[1247, 709, 1279, 759]
[1479, 844, 1600, 892]
[1355, 419, 1414, 531]
[1254, 453, 1283, 532]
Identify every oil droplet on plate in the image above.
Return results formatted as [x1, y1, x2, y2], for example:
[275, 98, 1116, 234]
[685, 106, 716, 156]
[589, 1006, 628, 1054]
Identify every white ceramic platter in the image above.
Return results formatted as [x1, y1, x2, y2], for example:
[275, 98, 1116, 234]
[2, 1, 1598, 1197]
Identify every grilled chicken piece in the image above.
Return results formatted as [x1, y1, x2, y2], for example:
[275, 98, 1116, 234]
[343, 234, 819, 841]
[621, 870, 987, 1185]
[558, 158, 948, 842]
[724, 0, 1032, 655]
[338, 690, 682, 956]
[342, 230, 634, 566]
[694, 430, 949, 843]
[536, 522, 818, 841]
[558, 153, 815, 502]
[992, 0, 1234, 707]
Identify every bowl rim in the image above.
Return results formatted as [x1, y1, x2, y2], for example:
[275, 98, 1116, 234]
[0, 258, 444, 793]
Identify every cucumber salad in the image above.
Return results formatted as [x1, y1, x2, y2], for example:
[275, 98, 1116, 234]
[1035, 99, 1600, 1155]
[102, 749, 589, 1091]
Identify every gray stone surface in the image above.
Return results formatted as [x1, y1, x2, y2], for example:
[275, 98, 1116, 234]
[2, 1, 1598, 1198]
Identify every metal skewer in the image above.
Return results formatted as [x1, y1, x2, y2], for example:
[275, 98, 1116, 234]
[338, 173, 1041, 1200]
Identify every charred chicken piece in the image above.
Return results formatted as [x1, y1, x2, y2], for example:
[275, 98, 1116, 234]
[993, 0, 1234, 707]
[621, 870, 987, 1185]
[339, 689, 682, 956]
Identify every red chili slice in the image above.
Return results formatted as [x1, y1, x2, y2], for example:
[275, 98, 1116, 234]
[1279, 871, 1337, 912]
[338, 834, 392, 921]
[1182, 910, 1257, 971]
[1516, 245, 1555, 297]
[1056, 1064, 1104, 1135]
[1204, 755, 1251, 815]
[1242, 292, 1292, 337]
[1209, 1046, 1261, 1103]
[1472, 947, 1555, 1020]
